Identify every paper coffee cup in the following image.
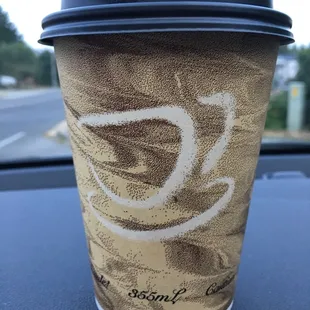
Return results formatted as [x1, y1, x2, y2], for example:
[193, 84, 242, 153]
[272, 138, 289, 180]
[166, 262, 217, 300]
[40, 1, 293, 310]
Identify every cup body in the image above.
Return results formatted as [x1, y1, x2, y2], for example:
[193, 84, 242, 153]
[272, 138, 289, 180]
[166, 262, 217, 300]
[54, 32, 279, 310]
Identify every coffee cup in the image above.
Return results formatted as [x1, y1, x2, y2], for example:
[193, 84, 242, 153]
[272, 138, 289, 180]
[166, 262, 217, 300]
[40, 1, 293, 309]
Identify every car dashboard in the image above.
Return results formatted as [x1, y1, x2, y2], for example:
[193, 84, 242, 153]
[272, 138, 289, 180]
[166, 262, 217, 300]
[1, 154, 310, 310]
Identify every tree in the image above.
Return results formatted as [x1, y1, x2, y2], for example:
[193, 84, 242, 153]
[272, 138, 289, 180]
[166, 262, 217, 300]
[0, 6, 22, 44]
[0, 7, 31, 82]
[279, 44, 298, 56]
[35, 50, 57, 86]
[266, 92, 288, 130]
[0, 42, 37, 81]
[296, 46, 310, 101]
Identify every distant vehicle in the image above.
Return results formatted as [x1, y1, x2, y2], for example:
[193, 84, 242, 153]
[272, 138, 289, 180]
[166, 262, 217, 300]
[0, 75, 17, 88]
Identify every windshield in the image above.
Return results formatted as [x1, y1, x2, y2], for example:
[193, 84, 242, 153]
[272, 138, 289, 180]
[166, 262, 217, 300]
[0, 0, 309, 163]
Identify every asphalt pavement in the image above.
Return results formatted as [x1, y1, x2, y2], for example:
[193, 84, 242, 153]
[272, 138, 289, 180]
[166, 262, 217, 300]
[0, 88, 71, 162]
[0, 88, 307, 163]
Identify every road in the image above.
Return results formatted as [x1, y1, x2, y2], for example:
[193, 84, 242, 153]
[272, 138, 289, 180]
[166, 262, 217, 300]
[0, 88, 306, 163]
[0, 88, 71, 162]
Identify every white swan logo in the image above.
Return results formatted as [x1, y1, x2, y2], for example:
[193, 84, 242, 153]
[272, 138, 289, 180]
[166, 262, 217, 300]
[78, 92, 235, 241]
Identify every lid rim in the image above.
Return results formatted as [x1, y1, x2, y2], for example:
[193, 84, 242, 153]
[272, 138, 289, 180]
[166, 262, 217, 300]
[40, 16, 294, 46]
[40, 1, 294, 46]
[61, 0, 274, 10]
[42, 2, 292, 28]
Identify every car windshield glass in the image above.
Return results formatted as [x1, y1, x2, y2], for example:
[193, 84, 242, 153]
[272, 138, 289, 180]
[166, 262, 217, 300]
[0, 0, 309, 164]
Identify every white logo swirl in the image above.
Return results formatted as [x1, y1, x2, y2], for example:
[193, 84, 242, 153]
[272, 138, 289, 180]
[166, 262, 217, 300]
[78, 92, 235, 241]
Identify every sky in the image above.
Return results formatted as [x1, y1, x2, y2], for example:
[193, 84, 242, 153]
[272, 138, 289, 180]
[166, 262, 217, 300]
[1, 0, 309, 50]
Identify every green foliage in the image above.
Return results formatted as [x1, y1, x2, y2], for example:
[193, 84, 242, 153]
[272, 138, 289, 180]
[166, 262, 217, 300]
[271, 44, 310, 130]
[279, 44, 298, 56]
[0, 6, 34, 82]
[0, 6, 22, 44]
[266, 92, 288, 130]
[0, 6, 59, 87]
[35, 50, 53, 86]
[296, 46, 310, 101]
[0, 42, 37, 80]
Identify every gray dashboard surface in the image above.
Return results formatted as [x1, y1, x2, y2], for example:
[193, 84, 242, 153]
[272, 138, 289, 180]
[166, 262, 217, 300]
[1, 178, 310, 310]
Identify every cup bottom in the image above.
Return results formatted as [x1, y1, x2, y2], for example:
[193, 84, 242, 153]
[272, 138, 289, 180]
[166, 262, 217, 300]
[95, 297, 234, 310]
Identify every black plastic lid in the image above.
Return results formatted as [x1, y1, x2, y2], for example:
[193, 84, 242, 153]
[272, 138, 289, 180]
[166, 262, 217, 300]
[39, 0, 294, 46]
[61, 0, 273, 9]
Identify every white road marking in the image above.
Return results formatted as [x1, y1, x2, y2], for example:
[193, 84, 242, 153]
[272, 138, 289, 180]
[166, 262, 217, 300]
[0, 132, 26, 149]
[1, 103, 27, 110]
[0, 101, 43, 110]
[0, 90, 59, 110]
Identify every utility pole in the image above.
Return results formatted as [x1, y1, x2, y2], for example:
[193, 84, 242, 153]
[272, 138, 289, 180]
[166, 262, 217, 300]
[287, 82, 306, 131]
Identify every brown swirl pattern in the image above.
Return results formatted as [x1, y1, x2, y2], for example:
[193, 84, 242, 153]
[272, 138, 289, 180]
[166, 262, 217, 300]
[55, 32, 279, 310]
